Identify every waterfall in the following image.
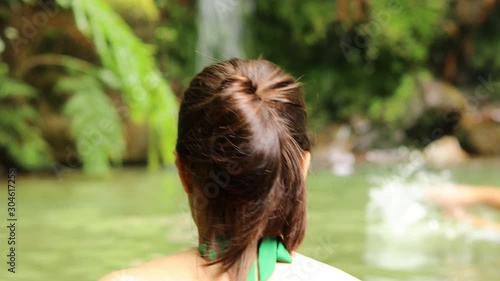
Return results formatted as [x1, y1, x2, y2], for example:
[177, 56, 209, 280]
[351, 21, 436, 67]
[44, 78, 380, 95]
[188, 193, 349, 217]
[196, 0, 252, 70]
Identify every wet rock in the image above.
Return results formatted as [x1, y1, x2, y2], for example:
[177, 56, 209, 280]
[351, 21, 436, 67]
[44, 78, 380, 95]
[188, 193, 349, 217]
[423, 136, 468, 167]
[457, 104, 500, 155]
[404, 79, 467, 146]
[349, 78, 469, 151]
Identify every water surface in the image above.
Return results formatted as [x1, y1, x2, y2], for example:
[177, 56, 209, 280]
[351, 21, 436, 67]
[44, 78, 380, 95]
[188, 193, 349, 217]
[1, 158, 499, 281]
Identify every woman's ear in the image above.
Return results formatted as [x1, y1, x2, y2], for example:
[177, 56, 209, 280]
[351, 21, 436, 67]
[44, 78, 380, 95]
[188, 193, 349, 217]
[175, 151, 192, 194]
[302, 151, 311, 179]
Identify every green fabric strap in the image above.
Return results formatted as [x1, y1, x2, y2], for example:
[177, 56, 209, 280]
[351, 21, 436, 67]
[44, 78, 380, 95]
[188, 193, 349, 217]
[198, 237, 292, 281]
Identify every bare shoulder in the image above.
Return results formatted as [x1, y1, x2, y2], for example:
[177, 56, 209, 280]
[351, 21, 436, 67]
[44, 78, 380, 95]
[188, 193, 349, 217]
[98, 250, 199, 281]
[99, 270, 143, 281]
[273, 252, 361, 281]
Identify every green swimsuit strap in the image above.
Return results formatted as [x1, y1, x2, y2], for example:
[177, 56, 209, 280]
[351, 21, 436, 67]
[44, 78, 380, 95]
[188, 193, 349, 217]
[198, 237, 292, 281]
[248, 237, 292, 281]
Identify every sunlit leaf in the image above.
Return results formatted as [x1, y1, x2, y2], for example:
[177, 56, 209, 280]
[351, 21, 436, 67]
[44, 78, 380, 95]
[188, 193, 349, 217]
[63, 0, 178, 169]
[54, 75, 125, 175]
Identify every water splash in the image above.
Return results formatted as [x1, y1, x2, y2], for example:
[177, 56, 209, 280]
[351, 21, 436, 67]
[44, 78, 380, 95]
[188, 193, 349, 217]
[365, 156, 500, 273]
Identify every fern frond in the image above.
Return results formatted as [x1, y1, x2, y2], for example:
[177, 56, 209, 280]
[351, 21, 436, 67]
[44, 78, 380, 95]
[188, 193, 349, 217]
[62, 0, 178, 167]
[0, 68, 52, 169]
[54, 74, 125, 175]
[0, 78, 36, 99]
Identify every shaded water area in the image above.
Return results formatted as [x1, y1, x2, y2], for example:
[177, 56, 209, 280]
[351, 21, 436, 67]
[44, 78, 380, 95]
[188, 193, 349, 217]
[1, 158, 499, 281]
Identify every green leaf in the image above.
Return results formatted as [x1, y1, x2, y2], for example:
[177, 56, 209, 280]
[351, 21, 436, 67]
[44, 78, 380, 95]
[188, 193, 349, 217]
[67, 0, 178, 169]
[0, 105, 52, 170]
[97, 69, 121, 90]
[54, 75, 125, 175]
[0, 78, 36, 99]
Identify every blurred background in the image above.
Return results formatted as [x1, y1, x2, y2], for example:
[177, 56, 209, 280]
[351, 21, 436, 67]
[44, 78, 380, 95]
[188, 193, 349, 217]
[0, 0, 499, 280]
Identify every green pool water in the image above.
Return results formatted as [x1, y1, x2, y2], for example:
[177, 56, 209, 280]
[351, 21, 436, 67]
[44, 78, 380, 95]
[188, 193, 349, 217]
[0, 158, 499, 281]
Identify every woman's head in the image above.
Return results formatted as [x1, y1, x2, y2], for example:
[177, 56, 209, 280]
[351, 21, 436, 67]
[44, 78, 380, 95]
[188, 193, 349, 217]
[175, 58, 311, 280]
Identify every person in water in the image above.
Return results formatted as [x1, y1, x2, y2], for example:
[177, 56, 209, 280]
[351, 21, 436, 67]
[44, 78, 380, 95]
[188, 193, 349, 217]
[426, 184, 500, 232]
[100, 59, 360, 281]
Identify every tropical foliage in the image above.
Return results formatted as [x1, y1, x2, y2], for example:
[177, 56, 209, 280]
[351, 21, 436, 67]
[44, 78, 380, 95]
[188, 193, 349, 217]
[0, 61, 51, 170]
[1, 0, 499, 173]
[0, 0, 178, 174]
[248, 0, 500, 127]
[67, 0, 178, 170]
[54, 70, 125, 175]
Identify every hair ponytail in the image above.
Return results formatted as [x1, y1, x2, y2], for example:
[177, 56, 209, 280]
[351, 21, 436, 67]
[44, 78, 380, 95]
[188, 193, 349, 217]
[176, 58, 311, 281]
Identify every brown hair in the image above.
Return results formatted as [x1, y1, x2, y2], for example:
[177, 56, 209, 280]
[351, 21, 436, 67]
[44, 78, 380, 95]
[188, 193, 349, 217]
[175, 58, 311, 281]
